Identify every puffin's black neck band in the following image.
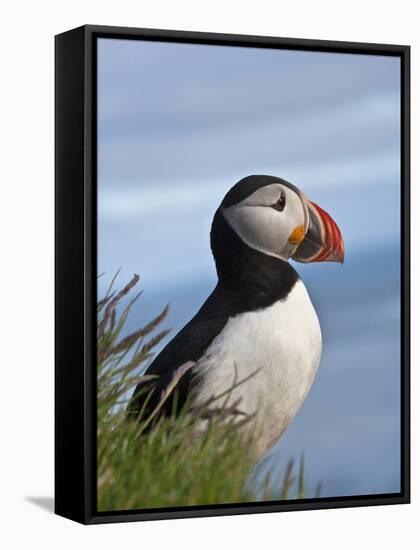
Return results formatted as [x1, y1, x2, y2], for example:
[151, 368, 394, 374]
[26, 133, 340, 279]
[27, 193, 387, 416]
[210, 210, 299, 310]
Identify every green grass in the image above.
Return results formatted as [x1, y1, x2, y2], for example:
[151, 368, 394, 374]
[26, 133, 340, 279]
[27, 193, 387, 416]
[97, 273, 319, 512]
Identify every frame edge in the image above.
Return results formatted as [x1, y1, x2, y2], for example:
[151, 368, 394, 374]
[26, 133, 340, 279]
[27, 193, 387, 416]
[55, 25, 89, 525]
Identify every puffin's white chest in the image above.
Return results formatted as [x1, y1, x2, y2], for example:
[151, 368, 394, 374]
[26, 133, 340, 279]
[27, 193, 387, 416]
[193, 280, 322, 460]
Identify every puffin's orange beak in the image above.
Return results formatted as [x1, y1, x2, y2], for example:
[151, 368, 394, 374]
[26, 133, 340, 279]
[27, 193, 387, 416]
[292, 200, 345, 264]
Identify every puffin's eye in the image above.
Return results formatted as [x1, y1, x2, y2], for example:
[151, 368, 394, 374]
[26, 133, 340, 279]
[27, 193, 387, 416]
[271, 190, 286, 212]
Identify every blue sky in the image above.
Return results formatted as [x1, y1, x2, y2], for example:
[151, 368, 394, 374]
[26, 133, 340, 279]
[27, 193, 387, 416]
[97, 38, 401, 499]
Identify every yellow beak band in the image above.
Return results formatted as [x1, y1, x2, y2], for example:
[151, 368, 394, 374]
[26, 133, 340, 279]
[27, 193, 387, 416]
[288, 225, 306, 245]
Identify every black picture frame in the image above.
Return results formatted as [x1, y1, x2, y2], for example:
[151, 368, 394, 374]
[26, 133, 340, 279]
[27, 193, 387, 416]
[55, 24, 410, 525]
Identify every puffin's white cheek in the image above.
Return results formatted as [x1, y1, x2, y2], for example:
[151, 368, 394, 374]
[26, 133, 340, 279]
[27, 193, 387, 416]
[223, 206, 294, 260]
[229, 207, 269, 248]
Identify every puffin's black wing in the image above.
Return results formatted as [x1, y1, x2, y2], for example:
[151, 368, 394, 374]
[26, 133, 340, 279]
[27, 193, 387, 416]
[126, 284, 232, 420]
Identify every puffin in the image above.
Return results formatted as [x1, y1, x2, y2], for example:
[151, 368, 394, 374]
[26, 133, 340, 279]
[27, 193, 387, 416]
[127, 175, 344, 462]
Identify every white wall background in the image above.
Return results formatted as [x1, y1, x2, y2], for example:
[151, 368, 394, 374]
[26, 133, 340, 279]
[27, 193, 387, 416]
[0, 1, 417, 548]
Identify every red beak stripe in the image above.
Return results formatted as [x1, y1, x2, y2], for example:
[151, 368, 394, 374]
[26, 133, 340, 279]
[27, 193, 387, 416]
[309, 201, 345, 263]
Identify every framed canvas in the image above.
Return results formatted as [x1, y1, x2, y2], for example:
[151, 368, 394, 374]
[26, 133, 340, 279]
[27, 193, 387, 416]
[55, 24, 410, 525]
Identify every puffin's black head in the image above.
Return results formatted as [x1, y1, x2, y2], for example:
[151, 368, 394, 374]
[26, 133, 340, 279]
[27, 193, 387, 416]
[211, 175, 344, 282]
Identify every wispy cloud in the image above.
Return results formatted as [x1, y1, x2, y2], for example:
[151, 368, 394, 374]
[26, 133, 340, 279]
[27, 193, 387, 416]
[99, 150, 399, 222]
[98, 39, 400, 188]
